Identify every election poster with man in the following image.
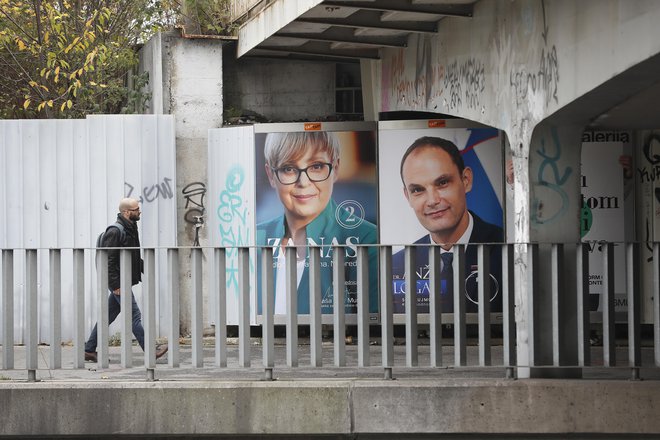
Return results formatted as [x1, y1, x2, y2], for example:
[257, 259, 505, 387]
[378, 120, 505, 315]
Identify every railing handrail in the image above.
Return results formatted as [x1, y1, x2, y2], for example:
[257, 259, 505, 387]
[1, 242, 659, 382]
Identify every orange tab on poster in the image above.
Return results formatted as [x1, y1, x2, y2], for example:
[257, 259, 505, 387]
[304, 122, 322, 131]
[428, 120, 446, 128]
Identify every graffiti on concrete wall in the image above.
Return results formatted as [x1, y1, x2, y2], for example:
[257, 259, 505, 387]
[182, 182, 206, 224]
[531, 127, 573, 225]
[216, 164, 251, 293]
[383, 35, 442, 109]
[637, 133, 660, 259]
[381, 0, 562, 118]
[509, 45, 558, 108]
[443, 58, 486, 111]
[379, 20, 497, 115]
[125, 177, 174, 203]
[182, 181, 207, 246]
[384, 38, 486, 113]
[509, 0, 559, 109]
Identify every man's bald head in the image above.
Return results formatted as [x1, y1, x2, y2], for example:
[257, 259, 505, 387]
[119, 198, 141, 221]
[119, 198, 139, 211]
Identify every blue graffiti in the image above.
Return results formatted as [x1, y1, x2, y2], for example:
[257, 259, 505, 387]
[217, 165, 251, 292]
[532, 128, 573, 224]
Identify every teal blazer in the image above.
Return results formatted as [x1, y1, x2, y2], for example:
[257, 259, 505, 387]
[257, 199, 378, 315]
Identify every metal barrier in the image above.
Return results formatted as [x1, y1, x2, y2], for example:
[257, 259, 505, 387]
[1, 243, 660, 381]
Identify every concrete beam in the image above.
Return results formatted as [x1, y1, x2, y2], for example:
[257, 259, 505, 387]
[237, 0, 325, 57]
[2, 380, 660, 436]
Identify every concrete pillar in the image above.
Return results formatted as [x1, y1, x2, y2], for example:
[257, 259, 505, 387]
[513, 123, 584, 378]
[140, 31, 224, 336]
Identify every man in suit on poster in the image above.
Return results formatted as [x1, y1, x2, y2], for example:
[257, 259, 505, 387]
[391, 136, 503, 314]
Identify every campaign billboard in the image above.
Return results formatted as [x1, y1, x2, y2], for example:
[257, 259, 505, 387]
[580, 140, 627, 314]
[378, 120, 504, 315]
[254, 122, 379, 321]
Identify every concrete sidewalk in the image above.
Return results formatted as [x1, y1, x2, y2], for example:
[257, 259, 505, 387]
[1, 340, 659, 382]
[2, 343, 660, 437]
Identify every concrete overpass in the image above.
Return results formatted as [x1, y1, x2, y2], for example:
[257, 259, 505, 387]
[234, 0, 660, 378]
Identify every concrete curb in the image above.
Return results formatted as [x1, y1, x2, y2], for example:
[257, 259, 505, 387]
[1, 379, 659, 436]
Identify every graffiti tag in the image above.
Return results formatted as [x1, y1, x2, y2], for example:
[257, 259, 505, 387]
[217, 165, 251, 292]
[125, 177, 173, 203]
[532, 128, 572, 225]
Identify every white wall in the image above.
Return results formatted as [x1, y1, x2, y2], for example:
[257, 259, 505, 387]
[0, 115, 176, 344]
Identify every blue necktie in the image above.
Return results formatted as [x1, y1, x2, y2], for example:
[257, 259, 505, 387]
[440, 252, 454, 310]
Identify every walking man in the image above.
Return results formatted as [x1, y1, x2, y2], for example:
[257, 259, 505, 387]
[85, 197, 168, 362]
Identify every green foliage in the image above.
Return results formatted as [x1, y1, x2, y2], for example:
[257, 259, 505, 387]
[0, 0, 167, 118]
[0, 0, 235, 118]
[179, 0, 236, 36]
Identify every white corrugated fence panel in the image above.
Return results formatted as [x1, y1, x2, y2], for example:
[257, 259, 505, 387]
[0, 115, 176, 344]
[208, 126, 256, 325]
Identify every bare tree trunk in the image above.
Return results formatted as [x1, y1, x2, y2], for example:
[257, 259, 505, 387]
[32, 0, 43, 45]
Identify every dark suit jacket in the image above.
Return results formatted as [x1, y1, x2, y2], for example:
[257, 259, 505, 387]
[391, 211, 504, 314]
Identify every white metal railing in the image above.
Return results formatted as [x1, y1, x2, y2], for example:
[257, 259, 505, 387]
[1, 243, 660, 381]
[230, 0, 265, 22]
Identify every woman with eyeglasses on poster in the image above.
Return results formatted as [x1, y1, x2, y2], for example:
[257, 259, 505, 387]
[256, 131, 378, 316]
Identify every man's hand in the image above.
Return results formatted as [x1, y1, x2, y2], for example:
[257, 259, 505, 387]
[506, 159, 514, 185]
[113, 288, 120, 295]
[619, 155, 633, 180]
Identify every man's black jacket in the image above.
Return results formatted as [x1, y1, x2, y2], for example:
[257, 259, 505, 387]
[102, 214, 142, 291]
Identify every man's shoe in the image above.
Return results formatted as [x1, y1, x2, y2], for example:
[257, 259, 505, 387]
[155, 344, 168, 359]
[84, 351, 97, 362]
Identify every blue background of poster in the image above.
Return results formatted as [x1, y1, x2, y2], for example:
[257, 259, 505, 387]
[378, 123, 504, 314]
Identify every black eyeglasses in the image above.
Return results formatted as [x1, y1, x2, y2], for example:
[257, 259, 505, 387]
[126, 207, 140, 212]
[271, 163, 333, 185]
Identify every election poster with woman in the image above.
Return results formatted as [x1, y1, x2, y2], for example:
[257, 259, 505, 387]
[254, 122, 379, 319]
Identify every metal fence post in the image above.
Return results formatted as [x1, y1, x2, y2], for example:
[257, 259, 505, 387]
[2, 249, 15, 369]
[191, 247, 203, 368]
[627, 242, 641, 379]
[478, 244, 491, 367]
[357, 245, 370, 367]
[333, 245, 345, 367]
[654, 243, 660, 367]
[309, 246, 323, 367]
[215, 248, 228, 368]
[454, 244, 466, 367]
[602, 242, 616, 367]
[168, 248, 180, 367]
[380, 246, 394, 379]
[143, 248, 156, 379]
[72, 249, 85, 369]
[576, 243, 590, 367]
[285, 245, 298, 368]
[502, 244, 516, 378]
[405, 246, 418, 367]
[96, 249, 109, 369]
[26, 249, 38, 381]
[527, 243, 539, 368]
[238, 247, 251, 368]
[551, 243, 564, 367]
[262, 246, 274, 379]
[49, 249, 62, 369]
[429, 246, 442, 367]
[120, 249, 132, 368]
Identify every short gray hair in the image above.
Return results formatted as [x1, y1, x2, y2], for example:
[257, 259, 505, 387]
[264, 132, 340, 168]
